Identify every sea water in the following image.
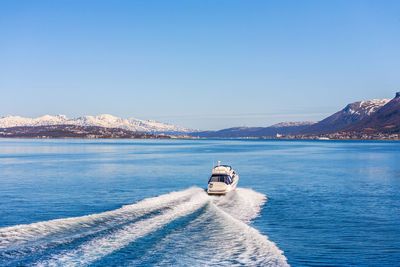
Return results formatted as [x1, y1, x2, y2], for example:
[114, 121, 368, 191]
[0, 139, 399, 266]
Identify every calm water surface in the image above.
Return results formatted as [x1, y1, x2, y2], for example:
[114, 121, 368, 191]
[0, 139, 399, 266]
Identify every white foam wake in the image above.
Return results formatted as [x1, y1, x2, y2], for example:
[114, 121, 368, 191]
[37, 188, 209, 266]
[211, 187, 267, 223]
[1, 187, 289, 266]
[208, 199, 288, 266]
[133, 188, 288, 266]
[0, 187, 200, 250]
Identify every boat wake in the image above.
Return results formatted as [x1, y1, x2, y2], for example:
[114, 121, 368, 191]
[0, 187, 288, 266]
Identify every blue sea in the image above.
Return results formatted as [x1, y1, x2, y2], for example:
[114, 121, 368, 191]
[0, 139, 399, 266]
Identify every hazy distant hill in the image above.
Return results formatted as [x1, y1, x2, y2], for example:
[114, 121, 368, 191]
[0, 114, 193, 134]
[299, 99, 390, 134]
[189, 122, 315, 138]
[344, 92, 400, 133]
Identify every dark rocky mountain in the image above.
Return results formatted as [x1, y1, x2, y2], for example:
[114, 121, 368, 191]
[344, 92, 400, 133]
[299, 99, 390, 134]
[189, 122, 314, 138]
[0, 125, 170, 139]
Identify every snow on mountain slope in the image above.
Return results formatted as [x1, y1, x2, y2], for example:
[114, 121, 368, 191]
[345, 99, 391, 116]
[0, 114, 193, 133]
[300, 98, 391, 134]
[345, 92, 400, 133]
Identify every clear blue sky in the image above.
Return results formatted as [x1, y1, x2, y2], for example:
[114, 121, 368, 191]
[1, 0, 399, 130]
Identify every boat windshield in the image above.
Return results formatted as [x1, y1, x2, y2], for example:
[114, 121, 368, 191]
[208, 175, 232, 184]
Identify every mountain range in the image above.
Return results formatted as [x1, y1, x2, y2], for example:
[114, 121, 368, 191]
[189, 92, 400, 138]
[0, 125, 170, 139]
[0, 114, 193, 134]
[1, 92, 399, 138]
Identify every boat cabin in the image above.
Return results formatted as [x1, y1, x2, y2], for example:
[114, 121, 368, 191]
[209, 164, 235, 185]
[208, 174, 233, 184]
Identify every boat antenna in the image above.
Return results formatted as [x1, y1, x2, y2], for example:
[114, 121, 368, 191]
[218, 160, 221, 166]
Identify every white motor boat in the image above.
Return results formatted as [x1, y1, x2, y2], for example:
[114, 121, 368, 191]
[207, 161, 239, 195]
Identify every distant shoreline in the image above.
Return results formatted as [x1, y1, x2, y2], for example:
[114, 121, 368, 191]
[1, 125, 399, 141]
[1, 136, 398, 142]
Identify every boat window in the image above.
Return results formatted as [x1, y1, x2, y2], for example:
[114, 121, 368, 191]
[209, 175, 232, 184]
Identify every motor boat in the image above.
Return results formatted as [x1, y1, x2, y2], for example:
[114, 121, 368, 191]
[207, 161, 239, 195]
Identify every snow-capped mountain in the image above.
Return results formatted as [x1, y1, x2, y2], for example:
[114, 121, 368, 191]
[300, 98, 391, 134]
[0, 114, 193, 133]
[346, 92, 400, 133]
